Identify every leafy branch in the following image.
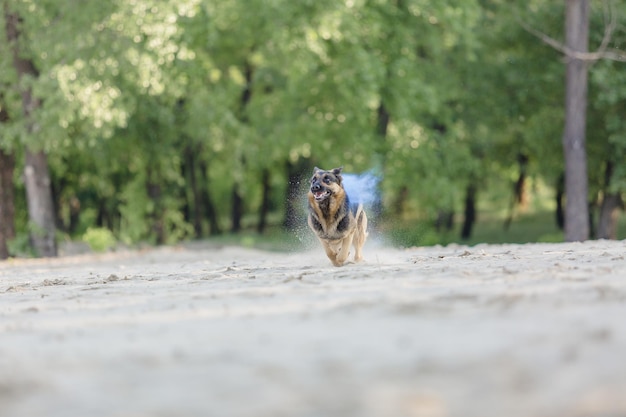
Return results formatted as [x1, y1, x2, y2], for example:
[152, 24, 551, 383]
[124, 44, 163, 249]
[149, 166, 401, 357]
[518, 0, 626, 62]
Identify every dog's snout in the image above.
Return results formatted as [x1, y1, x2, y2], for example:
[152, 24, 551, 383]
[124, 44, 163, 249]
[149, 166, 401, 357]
[311, 183, 321, 192]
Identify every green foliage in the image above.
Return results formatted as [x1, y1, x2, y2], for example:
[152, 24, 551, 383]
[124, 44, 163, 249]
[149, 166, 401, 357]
[7, 233, 35, 258]
[1, 0, 625, 251]
[82, 227, 116, 252]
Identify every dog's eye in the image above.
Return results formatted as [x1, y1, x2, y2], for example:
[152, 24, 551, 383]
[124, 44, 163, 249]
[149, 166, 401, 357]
[323, 177, 331, 184]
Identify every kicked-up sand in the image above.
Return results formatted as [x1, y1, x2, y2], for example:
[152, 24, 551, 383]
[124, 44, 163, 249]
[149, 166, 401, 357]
[1, 239, 626, 417]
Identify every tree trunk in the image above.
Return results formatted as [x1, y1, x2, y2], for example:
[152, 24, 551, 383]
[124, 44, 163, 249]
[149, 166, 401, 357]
[435, 210, 454, 232]
[230, 155, 246, 234]
[96, 194, 116, 230]
[22, 153, 57, 256]
[0, 100, 16, 259]
[555, 173, 565, 230]
[562, 0, 590, 242]
[597, 161, 622, 240]
[228, 60, 254, 235]
[377, 102, 390, 138]
[67, 196, 81, 235]
[24, 150, 57, 256]
[198, 158, 221, 236]
[461, 183, 477, 240]
[504, 153, 529, 230]
[50, 173, 78, 234]
[240, 62, 253, 121]
[0, 149, 16, 259]
[231, 184, 243, 233]
[597, 194, 622, 240]
[5, 4, 57, 256]
[257, 168, 271, 234]
[146, 178, 165, 244]
[183, 144, 203, 237]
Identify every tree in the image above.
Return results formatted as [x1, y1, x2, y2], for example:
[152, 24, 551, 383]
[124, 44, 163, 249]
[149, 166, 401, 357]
[518, 1, 626, 241]
[0, 0, 623, 253]
[0, 103, 15, 259]
[562, 0, 590, 241]
[588, 2, 626, 239]
[4, 3, 57, 256]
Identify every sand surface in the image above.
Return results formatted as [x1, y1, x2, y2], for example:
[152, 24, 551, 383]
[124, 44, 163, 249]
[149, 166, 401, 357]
[1, 239, 626, 417]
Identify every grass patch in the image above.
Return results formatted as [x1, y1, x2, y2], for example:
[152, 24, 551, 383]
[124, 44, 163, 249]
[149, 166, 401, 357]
[197, 227, 313, 252]
[386, 210, 565, 247]
[386, 207, 626, 248]
[463, 211, 564, 245]
[201, 208, 625, 252]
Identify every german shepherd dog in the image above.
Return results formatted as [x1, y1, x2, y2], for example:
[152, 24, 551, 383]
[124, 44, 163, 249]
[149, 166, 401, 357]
[308, 167, 368, 266]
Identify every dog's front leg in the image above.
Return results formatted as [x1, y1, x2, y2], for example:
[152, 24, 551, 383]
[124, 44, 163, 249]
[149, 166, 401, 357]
[320, 240, 340, 266]
[335, 234, 354, 266]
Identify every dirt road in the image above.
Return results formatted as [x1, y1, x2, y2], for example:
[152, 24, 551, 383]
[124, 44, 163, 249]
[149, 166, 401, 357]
[1, 240, 625, 417]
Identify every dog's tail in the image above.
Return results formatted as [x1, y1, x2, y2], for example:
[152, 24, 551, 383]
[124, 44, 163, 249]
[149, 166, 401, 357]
[354, 203, 368, 238]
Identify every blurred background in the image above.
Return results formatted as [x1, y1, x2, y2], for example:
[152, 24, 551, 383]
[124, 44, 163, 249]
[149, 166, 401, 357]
[0, 0, 624, 258]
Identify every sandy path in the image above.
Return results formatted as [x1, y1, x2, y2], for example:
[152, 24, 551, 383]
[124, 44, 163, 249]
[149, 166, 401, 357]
[1, 239, 626, 417]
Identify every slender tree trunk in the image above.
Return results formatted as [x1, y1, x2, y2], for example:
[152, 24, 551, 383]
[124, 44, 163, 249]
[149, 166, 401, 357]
[562, 0, 590, 241]
[0, 149, 16, 259]
[203, 188, 221, 236]
[435, 210, 454, 232]
[257, 168, 271, 234]
[597, 161, 622, 239]
[240, 62, 253, 120]
[67, 196, 80, 235]
[461, 183, 477, 240]
[50, 174, 76, 233]
[183, 144, 203, 237]
[228, 61, 254, 235]
[146, 179, 165, 244]
[376, 102, 390, 138]
[24, 151, 57, 256]
[0, 100, 16, 259]
[190, 151, 203, 237]
[197, 158, 221, 235]
[555, 173, 565, 230]
[504, 153, 529, 230]
[97, 199, 111, 229]
[231, 184, 243, 233]
[5, 4, 57, 256]
[180, 150, 192, 228]
[230, 155, 246, 234]
[597, 194, 622, 240]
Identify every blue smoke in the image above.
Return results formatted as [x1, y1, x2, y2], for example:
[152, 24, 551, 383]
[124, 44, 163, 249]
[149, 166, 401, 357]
[343, 170, 381, 209]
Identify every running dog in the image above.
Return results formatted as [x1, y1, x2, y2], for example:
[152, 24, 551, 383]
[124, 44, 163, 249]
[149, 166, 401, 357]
[307, 167, 368, 266]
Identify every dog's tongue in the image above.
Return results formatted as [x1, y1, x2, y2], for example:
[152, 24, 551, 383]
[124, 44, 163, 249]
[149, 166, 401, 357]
[314, 191, 326, 199]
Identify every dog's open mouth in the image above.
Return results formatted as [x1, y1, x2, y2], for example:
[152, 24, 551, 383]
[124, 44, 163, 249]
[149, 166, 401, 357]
[313, 190, 330, 201]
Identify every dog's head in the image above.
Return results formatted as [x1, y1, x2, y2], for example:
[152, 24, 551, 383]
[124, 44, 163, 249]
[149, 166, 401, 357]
[309, 167, 343, 202]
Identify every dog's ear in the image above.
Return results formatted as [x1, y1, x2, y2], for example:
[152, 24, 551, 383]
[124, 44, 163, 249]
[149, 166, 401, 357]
[332, 167, 343, 184]
[313, 167, 320, 174]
